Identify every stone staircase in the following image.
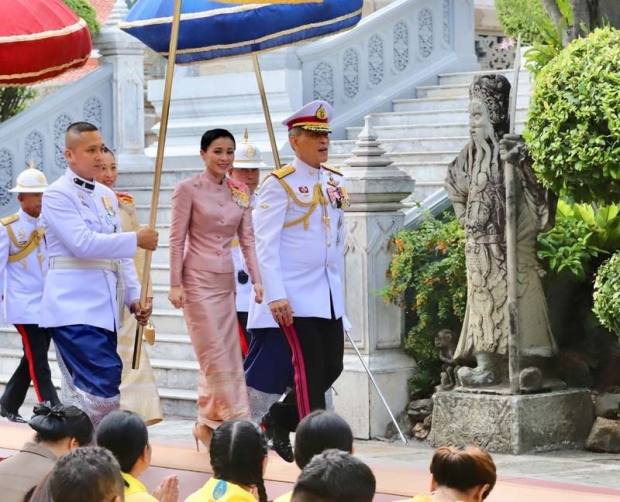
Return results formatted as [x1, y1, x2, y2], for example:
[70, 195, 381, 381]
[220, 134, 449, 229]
[0, 67, 532, 420]
[328, 68, 531, 201]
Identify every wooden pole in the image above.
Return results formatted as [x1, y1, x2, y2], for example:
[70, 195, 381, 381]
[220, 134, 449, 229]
[506, 36, 522, 393]
[252, 54, 282, 171]
[132, 0, 184, 369]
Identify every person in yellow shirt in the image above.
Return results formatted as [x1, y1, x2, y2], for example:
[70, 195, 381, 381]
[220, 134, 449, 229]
[274, 410, 354, 502]
[96, 410, 179, 502]
[185, 419, 269, 502]
[397, 446, 497, 502]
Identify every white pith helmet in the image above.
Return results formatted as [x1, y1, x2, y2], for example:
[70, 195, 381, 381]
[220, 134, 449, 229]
[9, 161, 48, 193]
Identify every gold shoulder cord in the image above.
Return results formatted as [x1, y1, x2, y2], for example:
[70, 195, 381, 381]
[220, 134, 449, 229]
[6, 226, 45, 264]
[277, 179, 326, 230]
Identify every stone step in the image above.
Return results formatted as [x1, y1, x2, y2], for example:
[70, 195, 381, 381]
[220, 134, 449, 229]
[115, 186, 175, 206]
[437, 68, 532, 86]
[345, 121, 526, 140]
[150, 356, 199, 392]
[410, 181, 445, 202]
[0, 375, 198, 420]
[330, 136, 470, 155]
[137, 204, 172, 224]
[396, 163, 448, 183]
[150, 306, 186, 332]
[117, 167, 203, 187]
[369, 107, 528, 127]
[145, 332, 195, 361]
[393, 93, 531, 113]
[416, 82, 531, 99]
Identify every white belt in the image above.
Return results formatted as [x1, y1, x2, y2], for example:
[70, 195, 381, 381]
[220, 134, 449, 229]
[49, 257, 125, 327]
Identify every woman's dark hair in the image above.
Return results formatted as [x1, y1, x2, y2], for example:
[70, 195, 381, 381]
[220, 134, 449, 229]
[291, 450, 375, 502]
[28, 404, 94, 446]
[96, 410, 149, 474]
[102, 145, 116, 158]
[294, 410, 353, 469]
[48, 447, 124, 502]
[430, 446, 497, 499]
[23, 474, 50, 502]
[209, 419, 268, 502]
[200, 128, 236, 152]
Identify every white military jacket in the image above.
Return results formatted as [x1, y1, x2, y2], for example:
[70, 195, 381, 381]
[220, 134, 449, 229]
[247, 157, 347, 329]
[40, 168, 140, 332]
[0, 209, 47, 325]
[232, 194, 256, 313]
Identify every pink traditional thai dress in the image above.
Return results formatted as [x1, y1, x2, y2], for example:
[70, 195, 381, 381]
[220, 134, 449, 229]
[169, 171, 260, 429]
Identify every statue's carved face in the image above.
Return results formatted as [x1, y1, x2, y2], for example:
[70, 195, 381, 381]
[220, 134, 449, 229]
[468, 100, 492, 138]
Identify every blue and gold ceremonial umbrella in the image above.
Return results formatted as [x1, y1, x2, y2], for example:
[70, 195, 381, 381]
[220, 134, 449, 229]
[119, 0, 362, 369]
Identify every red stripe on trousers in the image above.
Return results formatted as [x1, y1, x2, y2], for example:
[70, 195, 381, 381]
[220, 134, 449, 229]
[15, 324, 43, 402]
[281, 323, 311, 418]
[238, 321, 249, 358]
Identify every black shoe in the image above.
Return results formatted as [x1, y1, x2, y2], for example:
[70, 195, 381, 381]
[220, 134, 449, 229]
[0, 404, 26, 423]
[261, 412, 294, 463]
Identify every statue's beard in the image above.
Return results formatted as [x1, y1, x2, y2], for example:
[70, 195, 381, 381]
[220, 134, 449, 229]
[469, 122, 501, 185]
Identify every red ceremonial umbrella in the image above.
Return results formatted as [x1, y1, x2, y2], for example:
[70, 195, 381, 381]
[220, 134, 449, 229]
[0, 0, 92, 86]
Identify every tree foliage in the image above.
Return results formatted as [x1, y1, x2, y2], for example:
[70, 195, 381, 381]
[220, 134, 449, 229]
[525, 27, 620, 204]
[62, 0, 100, 36]
[496, 0, 571, 47]
[0, 87, 37, 123]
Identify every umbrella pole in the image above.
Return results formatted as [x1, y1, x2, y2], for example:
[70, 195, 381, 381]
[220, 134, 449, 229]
[252, 54, 282, 170]
[132, 0, 184, 370]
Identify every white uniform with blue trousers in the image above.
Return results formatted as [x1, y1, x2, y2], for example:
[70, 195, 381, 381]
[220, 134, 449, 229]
[41, 167, 140, 427]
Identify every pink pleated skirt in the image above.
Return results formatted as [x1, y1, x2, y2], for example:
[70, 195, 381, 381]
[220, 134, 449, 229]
[182, 268, 250, 429]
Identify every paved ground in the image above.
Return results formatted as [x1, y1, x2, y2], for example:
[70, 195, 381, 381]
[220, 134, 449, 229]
[149, 419, 620, 492]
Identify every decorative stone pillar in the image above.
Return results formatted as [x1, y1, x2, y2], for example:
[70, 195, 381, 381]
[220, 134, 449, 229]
[333, 116, 416, 439]
[97, 0, 152, 171]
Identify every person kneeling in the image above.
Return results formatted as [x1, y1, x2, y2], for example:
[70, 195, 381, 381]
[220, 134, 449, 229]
[291, 450, 375, 502]
[97, 410, 179, 502]
[185, 419, 269, 502]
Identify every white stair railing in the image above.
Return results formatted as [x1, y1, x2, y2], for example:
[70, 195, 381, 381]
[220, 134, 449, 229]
[297, 0, 479, 139]
[0, 65, 114, 217]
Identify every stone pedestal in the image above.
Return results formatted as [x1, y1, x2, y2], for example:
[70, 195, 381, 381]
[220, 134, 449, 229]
[430, 389, 594, 454]
[332, 116, 416, 439]
[97, 0, 153, 172]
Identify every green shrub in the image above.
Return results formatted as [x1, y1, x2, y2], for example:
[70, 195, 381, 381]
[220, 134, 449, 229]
[382, 213, 466, 396]
[537, 200, 620, 280]
[62, 0, 100, 36]
[593, 251, 620, 337]
[0, 87, 37, 123]
[525, 27, 620, 204]
[495, 0, 570, 47]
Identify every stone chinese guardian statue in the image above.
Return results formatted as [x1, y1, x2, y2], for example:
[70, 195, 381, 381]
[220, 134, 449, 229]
[445, 74, 558, 388]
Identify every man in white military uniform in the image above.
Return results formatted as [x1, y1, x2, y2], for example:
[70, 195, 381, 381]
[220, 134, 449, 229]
[248, 100, 348, 462]
[40, 122, 159, 427]
[0, 166, 60, 422]
[228, 130, 265, 349]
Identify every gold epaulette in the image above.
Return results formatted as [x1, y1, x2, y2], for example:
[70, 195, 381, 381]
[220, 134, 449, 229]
[271, 165, 296, 179]
[322, 164, 343, 176]
[0, 214, 19, 226]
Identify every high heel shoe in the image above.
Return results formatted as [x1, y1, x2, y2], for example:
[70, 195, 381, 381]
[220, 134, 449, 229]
[192, 422, 213, 452]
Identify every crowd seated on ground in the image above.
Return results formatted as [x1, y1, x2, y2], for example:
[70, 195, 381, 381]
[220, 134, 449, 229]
[0, 403, 93, 502]
[0, 410, 498, 502]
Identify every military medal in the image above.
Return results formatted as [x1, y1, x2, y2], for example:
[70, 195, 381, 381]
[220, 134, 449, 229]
[102, 196, 116, 222]
[231, 186, 250, 208]
[17, 226, 26, 245]
[327, 186, 350, 209]
[327, 174, 340, 187]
